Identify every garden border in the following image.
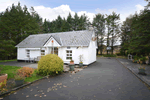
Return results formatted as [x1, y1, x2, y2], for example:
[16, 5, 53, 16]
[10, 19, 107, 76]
[0, 75, 50, 97]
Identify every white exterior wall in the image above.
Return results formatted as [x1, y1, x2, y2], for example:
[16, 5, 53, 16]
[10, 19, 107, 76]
[58, 47, 89, 65]
[17, 47, 42, 60]
[88, 40, 97, 64]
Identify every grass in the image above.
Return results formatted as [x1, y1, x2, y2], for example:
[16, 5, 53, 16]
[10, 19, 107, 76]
[0, 65, 43, 82]
[0, 59, 17, 63]
[97, 55, 128, 59]
[0, 65, 21, 79]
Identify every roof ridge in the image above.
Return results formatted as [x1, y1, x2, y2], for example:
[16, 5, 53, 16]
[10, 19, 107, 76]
[30, 30, 88, 36]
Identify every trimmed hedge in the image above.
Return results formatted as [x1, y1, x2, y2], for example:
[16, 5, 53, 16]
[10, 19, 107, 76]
[38, 54, 64, 76]
[103, 54, 117, 57]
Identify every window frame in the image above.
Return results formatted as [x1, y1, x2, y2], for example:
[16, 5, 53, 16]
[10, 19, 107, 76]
[66, 50, 72, 60]
[26, 50, 30, 57]
[41, 50, 45, 56]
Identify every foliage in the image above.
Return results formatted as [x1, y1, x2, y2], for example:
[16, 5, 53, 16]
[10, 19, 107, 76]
[103, 54, 117, 57]
[79, 55, 84, 63]
[24, 69, 43, 82]
[109, 12, 120, 55]
[0, 2, 43, 60]
[0, 59, 17, 62]
[0, 40, 16, 60]
[17, 67, 35, 77]
[139, 56, 148, 62]
[38, 54, 64, 76]
[0, 79, 7, 89]
[133, 55, 140, 60]
[0, 88, 8, 94]
[93, 13, 105, 55]
[14, 68, 26, 80]
[121, 7, 150, 56]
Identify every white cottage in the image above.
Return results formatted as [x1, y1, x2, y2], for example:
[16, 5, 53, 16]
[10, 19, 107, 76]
[15, 29, 97, 65]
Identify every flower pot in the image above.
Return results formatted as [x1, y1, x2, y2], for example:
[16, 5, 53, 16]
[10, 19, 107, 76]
[138, 69, 147, 75]
[15, 80, 24, 87]
[70, 61, 74, 64]
[0, 74, 7, 89]
[79, 63, 83, 67]
[0, 74, 7, 83]
[69, 64, 75, 71]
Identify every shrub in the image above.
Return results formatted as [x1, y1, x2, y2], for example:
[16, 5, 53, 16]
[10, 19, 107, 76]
[17, 67, 34, 77]
[38, 54, 64, 76]
[103, 54, 116, 57]
[133, 55, 140, 60]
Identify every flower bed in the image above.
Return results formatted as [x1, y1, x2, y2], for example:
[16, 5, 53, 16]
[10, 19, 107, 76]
[0, 65, 43, 95]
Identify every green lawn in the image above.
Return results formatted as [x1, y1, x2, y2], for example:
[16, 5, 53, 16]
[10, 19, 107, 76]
[0, 59, 17, 63]
[0, 65, 43, 82]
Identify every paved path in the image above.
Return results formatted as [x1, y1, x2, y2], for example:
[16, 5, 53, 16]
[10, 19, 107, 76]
[116, 58, 150, 86]
[2, 58, 150, 100]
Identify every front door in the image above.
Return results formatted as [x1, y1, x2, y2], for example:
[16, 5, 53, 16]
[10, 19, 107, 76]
[51, 47, 58, 55]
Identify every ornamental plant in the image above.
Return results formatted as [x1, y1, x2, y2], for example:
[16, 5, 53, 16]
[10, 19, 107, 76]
[38, 54, 64, 76]
[17, 67, 34, 77]
[79, 55, 83, 63]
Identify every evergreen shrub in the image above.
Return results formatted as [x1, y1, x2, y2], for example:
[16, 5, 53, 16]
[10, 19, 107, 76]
[38, 54, 64, 76]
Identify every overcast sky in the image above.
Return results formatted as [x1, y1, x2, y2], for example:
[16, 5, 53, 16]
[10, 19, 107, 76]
[0, 0, 149, 45]
[0, 0, 148, 23]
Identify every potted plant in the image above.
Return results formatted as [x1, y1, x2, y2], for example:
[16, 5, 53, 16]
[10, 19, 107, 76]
[79, 55, 84, 67]
[139, 56, 148, 64]
[138, 64, 147, 75]
[70, 59, 74, 64]
[14, 72, 25, 87]
[69, 58, 75, 71]
[0, 65, 8, 89]
[133, 55, 139, 63]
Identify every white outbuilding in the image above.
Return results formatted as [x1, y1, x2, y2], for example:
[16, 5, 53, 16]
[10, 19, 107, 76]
[15, 29, 97, 65]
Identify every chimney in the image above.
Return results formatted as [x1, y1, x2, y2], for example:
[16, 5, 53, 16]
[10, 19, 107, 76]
[88, 24, 94, 31]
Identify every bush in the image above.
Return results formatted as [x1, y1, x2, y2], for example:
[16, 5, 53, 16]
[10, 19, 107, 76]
[38, 54, 64, 76]
[17, 67, 34, 77]
[103, 54, 116, 57]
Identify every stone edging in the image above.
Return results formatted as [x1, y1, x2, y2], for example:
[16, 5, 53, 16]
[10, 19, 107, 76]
[115, 58, 150, 87]
[0, 75, 50, 97]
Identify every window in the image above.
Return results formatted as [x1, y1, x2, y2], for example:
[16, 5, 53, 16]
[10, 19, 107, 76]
[41, 50, 45, 56]
[54, 47, 58, 55]
[66, 50, 72, 60]
[26, 50, 30, 57]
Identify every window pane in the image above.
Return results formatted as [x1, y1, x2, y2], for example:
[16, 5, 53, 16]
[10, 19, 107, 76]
[67, 51, 69, 53]
[41, 50, 45, 52]
[70, 57, 72, 59]
[67, 54, 69, 56]
[70, 54, 72, 56]
[70, 51, 72, 53]
[66, 57, 70, 59]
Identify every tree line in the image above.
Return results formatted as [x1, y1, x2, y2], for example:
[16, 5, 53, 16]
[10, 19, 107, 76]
[120, 4, 150, 57]
[1, 1, 149, 60]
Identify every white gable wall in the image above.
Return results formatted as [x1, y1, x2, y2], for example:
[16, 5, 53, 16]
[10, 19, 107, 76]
[44, 37, 60, 47]
[88, 35, 97, 64]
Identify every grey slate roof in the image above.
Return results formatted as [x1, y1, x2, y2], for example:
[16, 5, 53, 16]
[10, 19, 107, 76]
[15, 30, 93, 48]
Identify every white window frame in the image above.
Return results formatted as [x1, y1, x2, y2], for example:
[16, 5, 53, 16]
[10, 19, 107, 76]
[41, 50, 45, 56]
[26, 50, 30, 57]
[66, 50, 72, 60]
